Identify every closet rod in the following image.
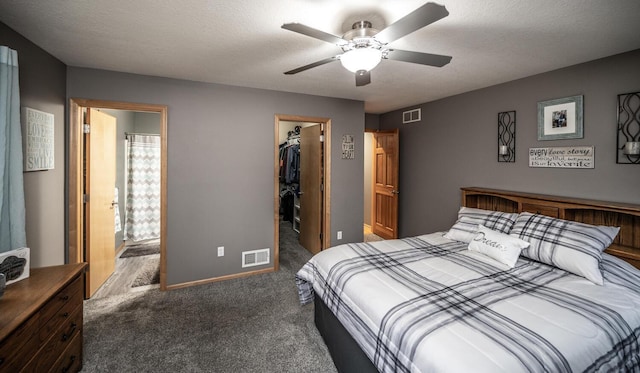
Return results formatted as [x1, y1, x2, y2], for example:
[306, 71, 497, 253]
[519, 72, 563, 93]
[125, 132, 160, 137]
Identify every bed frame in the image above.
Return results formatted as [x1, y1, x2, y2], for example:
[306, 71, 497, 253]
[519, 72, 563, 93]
[316, 187, 640, 372]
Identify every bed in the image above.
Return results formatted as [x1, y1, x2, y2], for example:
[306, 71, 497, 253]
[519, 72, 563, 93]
[296, 187, 640, 372]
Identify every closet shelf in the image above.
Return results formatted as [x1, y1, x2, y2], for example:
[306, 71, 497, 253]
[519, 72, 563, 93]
[293, 194, 301, 234]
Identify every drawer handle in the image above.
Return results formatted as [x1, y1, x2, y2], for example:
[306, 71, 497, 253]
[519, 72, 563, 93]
[61, 355, 76, 373]
[62, 312, 70, 318]
[62, 323, 77, 341]
[60, 295, 70, 301]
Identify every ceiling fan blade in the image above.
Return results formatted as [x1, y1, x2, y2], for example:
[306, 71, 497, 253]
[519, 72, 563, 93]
[355, 70, 371, 87]
[386, 49, 452, 67]
[284, 56, 339, 75]
[282, 23, 348, 45]
[374, 3, 449, 44]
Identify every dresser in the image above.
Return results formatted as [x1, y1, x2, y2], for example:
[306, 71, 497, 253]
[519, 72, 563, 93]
[0, 263, 86, 373]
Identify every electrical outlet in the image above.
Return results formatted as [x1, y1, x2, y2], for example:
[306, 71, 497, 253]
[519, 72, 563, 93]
[337, 231, 342, 240]
[217, 246, 224, 257]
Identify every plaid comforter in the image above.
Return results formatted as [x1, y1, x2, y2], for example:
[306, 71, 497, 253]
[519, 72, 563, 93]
[296, 233, 640, 373]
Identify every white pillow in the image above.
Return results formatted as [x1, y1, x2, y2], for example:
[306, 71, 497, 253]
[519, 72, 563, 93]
[509, 213, 620, 285]
[445, 216, 483, 243]
[444, 207, 518, 243]
[468, 225, 530, 268]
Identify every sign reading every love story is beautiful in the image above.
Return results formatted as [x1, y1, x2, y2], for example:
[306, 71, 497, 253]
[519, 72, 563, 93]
[529, 146, 594, 169]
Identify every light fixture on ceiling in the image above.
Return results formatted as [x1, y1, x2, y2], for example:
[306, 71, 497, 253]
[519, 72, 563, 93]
[282, 3, 452, 86]
[340, 47, 382, 74]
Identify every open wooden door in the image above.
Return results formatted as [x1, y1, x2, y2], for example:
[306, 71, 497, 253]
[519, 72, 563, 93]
[299, 124, 323, 254]
[372, 129, 399, 239]
[84, 108, 117, 298]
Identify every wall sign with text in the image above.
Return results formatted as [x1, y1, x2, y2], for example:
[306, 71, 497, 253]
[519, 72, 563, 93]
[342, 135, 354, 159]
[529, 146, 594, 169]
[24, 107, 54, 171]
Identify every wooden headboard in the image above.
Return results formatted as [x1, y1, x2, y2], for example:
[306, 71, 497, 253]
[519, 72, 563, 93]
[461, 187, 640, 269]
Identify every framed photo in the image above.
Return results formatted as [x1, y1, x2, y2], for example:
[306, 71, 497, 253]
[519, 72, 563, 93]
[537, 95, 583, 140]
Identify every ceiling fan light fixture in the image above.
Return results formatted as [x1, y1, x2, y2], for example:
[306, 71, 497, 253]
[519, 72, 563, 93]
[340, 48, 382, 73]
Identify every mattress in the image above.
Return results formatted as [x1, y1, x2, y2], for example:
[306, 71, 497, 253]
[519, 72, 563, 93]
[296, 232, 640, 372]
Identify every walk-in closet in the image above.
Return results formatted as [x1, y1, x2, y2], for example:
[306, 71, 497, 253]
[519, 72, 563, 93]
[278, 120, 323, 254]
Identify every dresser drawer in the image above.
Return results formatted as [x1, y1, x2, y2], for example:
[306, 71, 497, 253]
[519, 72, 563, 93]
[48, 332, 82, 373]
[521, 203, 559, 218]
[0, 265, 86, 373]
[23, 304, 83, 373]
[0, 312, 41, 372]
[38, 275, 82, 341]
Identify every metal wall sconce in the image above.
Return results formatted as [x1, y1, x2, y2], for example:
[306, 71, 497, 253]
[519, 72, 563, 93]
[617, 91, 640, 164]
[498, 111, 516, 162]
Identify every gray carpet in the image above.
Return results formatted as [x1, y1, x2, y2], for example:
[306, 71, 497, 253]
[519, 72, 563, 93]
[82, 219, 337, 372]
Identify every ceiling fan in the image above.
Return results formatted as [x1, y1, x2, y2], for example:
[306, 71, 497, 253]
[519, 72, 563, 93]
[281, 2, 452, 87]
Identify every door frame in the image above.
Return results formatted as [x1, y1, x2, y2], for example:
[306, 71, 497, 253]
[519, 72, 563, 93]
[364, 129, 376, 233]
[274, 114, 331, 269]
[68, 98, 168, 291]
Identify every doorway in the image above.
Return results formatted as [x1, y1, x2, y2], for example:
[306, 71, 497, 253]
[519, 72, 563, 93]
[68, 99, 168, 296]
[364, 129, 399, 240]
[274, 114, 331, 267]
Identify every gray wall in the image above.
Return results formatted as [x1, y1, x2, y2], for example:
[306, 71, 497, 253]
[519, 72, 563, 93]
[133, 112, 161, 134]
[0, 22, 67, 267]
[67, 67, 365, 286]
[365, 113, 380, 130]
[380, 49, 640, 238]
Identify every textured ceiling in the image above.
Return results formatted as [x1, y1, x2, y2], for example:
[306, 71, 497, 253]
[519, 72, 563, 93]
[1, 0, 639, 113]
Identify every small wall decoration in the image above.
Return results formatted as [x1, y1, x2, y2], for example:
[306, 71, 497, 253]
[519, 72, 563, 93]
[342, 134, 354, 159]
[616, 91, 640, 164]
[498, 111, 516, 162]
[529, 146, 594, 169]
[24, 107, 54, 171]
[537, 95, 583, 140]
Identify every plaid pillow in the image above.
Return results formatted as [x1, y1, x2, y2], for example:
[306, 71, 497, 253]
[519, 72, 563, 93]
[444, 207, 518, 243]
[510, 212, 620, 285]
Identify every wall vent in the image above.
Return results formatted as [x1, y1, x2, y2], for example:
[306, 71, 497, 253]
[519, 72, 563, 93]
[402, 108, 421, 124]
[242, 248, 270, 268]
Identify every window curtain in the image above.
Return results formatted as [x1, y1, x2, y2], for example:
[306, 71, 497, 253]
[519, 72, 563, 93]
[0, 46, 26, 252]
[124, 134, 160, 242]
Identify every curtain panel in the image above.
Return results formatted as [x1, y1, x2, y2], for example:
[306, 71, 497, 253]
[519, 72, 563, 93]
[124, 134, 161, 242]
[0, 46, 26, 252]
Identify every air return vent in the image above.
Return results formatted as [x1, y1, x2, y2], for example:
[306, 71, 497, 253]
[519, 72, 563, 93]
[402, 108, 421, 123]
[242, 248, 270, 268]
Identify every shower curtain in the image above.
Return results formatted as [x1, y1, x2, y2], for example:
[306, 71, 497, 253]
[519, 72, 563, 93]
[0, 46, 26, 252]
[124, 134, 160, 242]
